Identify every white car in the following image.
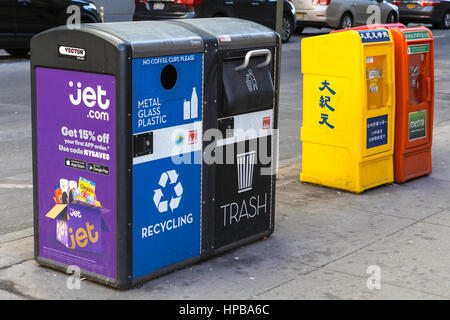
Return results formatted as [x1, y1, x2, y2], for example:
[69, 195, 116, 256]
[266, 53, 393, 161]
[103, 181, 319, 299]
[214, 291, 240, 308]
[291, 0, 399, 33]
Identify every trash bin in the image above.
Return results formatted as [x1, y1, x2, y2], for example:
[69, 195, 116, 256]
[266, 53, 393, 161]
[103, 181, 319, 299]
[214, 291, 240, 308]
[178, 19, 279, 252]
[31, 18, 279, 289]
[390, 27, 434, 183]
[300, 28, 396, 193]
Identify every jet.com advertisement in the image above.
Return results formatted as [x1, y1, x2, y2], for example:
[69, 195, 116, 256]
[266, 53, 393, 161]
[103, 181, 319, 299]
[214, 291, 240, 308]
[35, 67, 117, 280]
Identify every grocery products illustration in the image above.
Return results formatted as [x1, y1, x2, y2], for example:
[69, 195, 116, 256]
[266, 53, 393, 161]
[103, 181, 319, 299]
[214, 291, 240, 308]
[45, 176, 109, 253]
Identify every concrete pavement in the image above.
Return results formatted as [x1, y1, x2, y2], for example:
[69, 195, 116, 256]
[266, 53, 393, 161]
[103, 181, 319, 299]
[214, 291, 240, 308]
[1, 27, 450, 299]
[3, 151, 450, 299]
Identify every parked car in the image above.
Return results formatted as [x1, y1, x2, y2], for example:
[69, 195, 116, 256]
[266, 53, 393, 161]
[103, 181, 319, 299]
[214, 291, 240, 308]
[133, 0, 297, 42]
[394, 0, 450, 28]
[291, 0, 399, 33]
[0, 0, 101, 57]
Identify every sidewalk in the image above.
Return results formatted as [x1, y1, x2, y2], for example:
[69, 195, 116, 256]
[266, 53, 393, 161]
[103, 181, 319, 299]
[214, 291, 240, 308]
[1, 30, 450, 300]
[1, 122, 450, 299]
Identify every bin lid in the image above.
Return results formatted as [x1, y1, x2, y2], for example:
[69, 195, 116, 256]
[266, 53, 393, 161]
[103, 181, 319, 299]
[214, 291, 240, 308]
[83, 21, 204, 58]
[177, 18, 278, 50]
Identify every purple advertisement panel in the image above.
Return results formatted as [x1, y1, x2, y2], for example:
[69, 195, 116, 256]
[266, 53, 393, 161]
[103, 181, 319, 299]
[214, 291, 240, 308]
[36, 67, 116, 279]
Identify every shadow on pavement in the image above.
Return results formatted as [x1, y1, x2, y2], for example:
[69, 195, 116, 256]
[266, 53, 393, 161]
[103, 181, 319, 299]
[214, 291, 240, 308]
[0, 50, 29, 63]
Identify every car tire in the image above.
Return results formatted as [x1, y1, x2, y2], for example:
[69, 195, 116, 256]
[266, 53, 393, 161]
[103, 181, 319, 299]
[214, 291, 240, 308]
[295, 26, 304, 34]
[5, 49, 29, 57]
[386, 12, 397, 24]
[282, 14, 294, 43]
[438, 11, 450, 29]
[338, 13, 353, 30]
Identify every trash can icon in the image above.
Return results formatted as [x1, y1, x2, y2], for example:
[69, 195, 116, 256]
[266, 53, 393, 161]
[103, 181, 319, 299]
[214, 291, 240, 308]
[237, 151, 256, 193]
[31, 18, 279, 288]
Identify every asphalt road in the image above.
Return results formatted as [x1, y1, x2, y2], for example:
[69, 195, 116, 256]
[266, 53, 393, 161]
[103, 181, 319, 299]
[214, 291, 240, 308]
[0, 26, 449, 237]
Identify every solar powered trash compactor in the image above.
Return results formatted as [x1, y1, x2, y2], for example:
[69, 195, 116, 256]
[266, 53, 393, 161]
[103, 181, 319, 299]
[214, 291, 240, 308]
[31, 18, 280, 288]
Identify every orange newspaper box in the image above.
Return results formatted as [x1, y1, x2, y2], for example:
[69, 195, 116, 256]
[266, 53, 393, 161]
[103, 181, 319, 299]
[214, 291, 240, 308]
[390, 27, 434, 183]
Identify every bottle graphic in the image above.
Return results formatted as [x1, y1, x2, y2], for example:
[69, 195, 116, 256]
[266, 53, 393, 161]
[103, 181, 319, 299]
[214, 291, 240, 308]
[59, 179, 69, 204]
[68, 180, 77, 203]
[183, 99, 190, 120]
[54, 184, 62, 204]
[190, 87, 198, 119]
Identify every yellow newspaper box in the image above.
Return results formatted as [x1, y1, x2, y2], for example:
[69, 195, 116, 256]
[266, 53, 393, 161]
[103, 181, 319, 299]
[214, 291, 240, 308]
[300, 29, 396, 193]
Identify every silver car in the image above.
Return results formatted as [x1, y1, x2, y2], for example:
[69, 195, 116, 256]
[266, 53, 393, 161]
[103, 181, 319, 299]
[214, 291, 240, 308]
[292, 0, 399, 32]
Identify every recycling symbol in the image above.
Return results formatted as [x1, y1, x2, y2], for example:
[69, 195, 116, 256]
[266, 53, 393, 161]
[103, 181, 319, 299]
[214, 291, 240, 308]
[153, 170, 183, 213]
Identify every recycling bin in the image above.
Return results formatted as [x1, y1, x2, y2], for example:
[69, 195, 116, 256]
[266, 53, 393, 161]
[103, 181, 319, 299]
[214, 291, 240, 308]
[31, 18, 279, 288]
[390, 27, 434, 183]
[300, 28, 396, 193]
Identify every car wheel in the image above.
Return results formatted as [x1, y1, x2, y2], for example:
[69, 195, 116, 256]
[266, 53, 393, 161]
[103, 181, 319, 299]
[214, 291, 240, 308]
[338, 13, 353, 30]
[386, 12, 397, 24]
[282, 14, 294, 43]
[439, 11, 450, 29]
[5, 49, 29, 57]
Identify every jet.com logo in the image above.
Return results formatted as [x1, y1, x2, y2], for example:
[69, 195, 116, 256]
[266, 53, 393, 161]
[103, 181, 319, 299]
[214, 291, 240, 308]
[68, 81, 110, 121]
